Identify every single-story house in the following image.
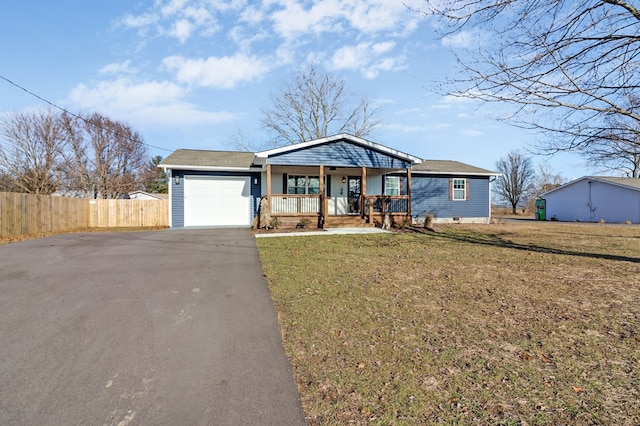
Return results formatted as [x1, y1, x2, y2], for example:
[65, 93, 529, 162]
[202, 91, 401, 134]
[127, 190, 169, 201]
[159, 134, 499, 228]
[540, 176, 640, 224]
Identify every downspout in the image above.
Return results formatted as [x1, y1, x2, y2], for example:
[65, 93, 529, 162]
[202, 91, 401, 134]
[489, 176, 497, 223]
[588, 180, 596, 220]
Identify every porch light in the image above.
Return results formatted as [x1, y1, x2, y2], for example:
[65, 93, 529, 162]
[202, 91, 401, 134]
[342, 176, 346, 183]
[174, 174, 180, 185]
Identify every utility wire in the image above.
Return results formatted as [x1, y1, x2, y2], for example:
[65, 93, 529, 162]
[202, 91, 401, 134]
[0, 73, 173, 153]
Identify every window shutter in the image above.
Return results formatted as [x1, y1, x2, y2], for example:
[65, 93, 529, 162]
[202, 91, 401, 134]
[399, 176, 405, 196]
[382, 175, 386, 195]
[326, 175, 332, 197]
[466, 178, 470, 200]
[449, 178, 453, 200]
[283, 174, 287, 194]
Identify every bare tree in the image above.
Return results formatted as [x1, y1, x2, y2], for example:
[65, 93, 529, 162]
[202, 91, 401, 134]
[418, 1, 640, 172]
[0, 109, 66, 194]
[227, 127, 264, 152]
[581, 94, 640, 177]
[262, 64, 380, 146]
[494, 151, 536, 214]
[526, 163, 566, 211]
[0, 172, 18, 192]
[61, 113, 148, 198]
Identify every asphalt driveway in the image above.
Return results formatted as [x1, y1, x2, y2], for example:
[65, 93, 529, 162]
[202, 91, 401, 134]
[0, 228, 306, 425]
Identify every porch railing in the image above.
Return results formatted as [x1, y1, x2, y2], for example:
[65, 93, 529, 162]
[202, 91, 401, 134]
[270, 194, 321, 215]
[363, 195, 410, 224]
[363, 195, 409, 214]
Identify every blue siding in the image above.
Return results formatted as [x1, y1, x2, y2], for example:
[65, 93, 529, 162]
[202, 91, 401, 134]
[268, 141, 411, 169]
[172, 171, 185, 227]
[411, 175, 490, 219]
[170, 170, 261, 227]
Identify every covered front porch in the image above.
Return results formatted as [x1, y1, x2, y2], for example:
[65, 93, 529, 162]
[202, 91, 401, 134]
[263, 164, 412, 228]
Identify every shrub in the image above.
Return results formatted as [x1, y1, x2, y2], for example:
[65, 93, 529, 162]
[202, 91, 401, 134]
[296, 218, 311, 229]
[394, 218, 413, 229]
[269, 217, 282, 229]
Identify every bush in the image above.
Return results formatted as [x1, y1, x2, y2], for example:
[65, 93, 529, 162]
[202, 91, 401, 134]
[393, 218, 413, 229]
[269, 217, 282, 229]
[296, 218, 312, 229]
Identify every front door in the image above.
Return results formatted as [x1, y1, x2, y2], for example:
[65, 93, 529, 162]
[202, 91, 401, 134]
[348, 176, 361, 214]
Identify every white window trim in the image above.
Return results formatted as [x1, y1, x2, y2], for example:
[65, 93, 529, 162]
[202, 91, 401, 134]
[452, 178, 467, 201]
[385, 176, 400, 196]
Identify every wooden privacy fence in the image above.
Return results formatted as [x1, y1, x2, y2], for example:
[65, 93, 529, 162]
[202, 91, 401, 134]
[0, 192, 168, 237]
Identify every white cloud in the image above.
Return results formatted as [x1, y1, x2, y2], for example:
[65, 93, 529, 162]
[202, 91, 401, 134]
[170, 19, 194, 43]
[348, 0, 420, 34]
[432, 94, 478, 109]
[462, 129, 485, 137]
[267, 0, 421, 39]
[67, 78, 236, 127]
[330, 41, 404, 78]
[163, 54, 271, 89]
[99, 60, 136, 75]
[382, 123, 428, 133]
[161, 0, 189, 17]
[120, 12, 157, 28]
[119, 0, 225, 42]
[116, 0, 424, 80]
[441, 30, 487, 49]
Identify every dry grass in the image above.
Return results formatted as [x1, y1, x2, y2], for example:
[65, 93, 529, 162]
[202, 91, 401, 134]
[0, 227, 167, 245]
[257, 222, 640, 425]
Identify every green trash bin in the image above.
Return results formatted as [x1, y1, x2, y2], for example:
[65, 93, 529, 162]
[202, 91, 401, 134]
[534, 198, 546, 220]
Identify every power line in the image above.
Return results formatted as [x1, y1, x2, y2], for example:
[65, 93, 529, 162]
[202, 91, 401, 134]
[0, 73, 173, 153]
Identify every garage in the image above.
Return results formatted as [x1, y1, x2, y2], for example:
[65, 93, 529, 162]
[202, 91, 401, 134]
[184, 175, 252, 227]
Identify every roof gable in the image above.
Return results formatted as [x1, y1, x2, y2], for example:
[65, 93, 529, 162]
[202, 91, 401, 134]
[256, 134, 422, 166]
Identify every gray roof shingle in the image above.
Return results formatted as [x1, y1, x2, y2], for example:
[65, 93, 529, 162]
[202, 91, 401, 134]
[160, 149, 256, 168]
[412, 160, 498, 175]
[590, 177, 640, 190]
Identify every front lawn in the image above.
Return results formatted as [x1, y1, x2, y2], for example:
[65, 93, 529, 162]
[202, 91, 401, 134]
[257, 222, 640, 425]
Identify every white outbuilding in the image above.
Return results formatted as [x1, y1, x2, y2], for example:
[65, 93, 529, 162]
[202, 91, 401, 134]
[540, 176, 640, 224]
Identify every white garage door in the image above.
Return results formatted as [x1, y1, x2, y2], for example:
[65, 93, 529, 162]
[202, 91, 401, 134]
[184, 176, 252, 227]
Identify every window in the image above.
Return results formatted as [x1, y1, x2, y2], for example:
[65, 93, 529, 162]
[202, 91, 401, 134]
[452, 178, 466, 200]
[385, 176, 400, 196]
[287, 175, 320, 194]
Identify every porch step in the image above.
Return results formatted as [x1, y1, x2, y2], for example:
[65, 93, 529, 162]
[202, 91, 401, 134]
[324, 216, 373, 228]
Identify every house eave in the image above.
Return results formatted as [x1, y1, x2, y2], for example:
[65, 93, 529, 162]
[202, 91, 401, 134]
[160, 165, 262, 172]
[410, 170, 500, 177]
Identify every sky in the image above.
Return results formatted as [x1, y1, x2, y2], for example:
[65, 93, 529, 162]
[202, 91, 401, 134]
[0, 0, 593, 179]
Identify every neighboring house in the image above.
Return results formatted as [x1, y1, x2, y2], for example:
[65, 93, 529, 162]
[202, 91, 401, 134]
[540, 176, 640, 224]
[159, 134, 499, 228]
[128, 191, 169, 201]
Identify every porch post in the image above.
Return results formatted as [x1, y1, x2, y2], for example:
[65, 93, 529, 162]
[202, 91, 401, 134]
[319, 165, 325, 228]
[361, 167, 370, 223]
[407, 167, 412, 218]
[266, 163, 272, 207]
